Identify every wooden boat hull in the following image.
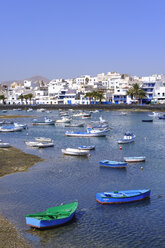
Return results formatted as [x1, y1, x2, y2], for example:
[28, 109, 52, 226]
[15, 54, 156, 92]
[0, 126, 23, 132]
[124, 157, 146, 162]
[26, 212, 75, 229]
[62, 148, 89, 156]
[99, 160, 127, 168]
[65, 132, 106, 137]
[26, 202, 78, 229]
[117, 138, 135, 144]
[96, 189, 151, 204]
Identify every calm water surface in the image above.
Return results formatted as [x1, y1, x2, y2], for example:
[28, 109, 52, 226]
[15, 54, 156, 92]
[0, 110, 165, 248]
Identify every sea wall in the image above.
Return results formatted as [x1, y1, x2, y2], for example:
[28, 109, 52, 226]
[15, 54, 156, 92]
[0, 103, 165, 111]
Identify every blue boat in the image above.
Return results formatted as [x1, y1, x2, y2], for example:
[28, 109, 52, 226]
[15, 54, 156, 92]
[158, 115, 165, 119]
[99, 160, 127, 168]
[117, 132, 136, 144]
[78, 145, 95, 150]
[142, 119, 153, 122]
[96, 189, 151, 204]
[25, 202, 78, 229]
[65, 128, 108, 137]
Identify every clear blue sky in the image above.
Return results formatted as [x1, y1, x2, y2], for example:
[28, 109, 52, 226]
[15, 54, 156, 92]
[0, 0, 165, 81]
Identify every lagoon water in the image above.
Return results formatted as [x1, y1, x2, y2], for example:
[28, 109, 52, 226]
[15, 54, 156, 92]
[0, 110, 165, 248]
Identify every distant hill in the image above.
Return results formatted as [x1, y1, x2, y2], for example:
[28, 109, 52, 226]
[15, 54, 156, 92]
[1, 75, 50, 85]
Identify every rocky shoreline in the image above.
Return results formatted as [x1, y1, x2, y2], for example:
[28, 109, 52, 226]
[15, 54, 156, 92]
[0, 147, 43, 247]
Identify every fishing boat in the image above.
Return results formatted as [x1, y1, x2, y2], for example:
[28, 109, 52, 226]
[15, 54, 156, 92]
[117, 132, 136, 144]
[158, 115, 165, 119]
[65, 128, 108, 137]
[82, 113, 91, 119]
[78, 145, 95, 150]
[99, 160, 127, 168]
[37, 108, 46, 112]
[35, 137, 52, 142]
[0, 142, 11, 148]
[0, 125, 23, 132]
[62, 148, 89, 156]
[32, 117, 55, 125]
[96, 189, 151, 204]
[27, 108, 33, 112]
[88, 123, 109, 130]
[56, 117, 71, 123]
[65, 123, 84, 127]
[148, 112, 159, 117]
[142, 119, 153, 122]
[124, 156, 146, 162]
[72, 112, 84, 117]
[25, 141, 54, 148]
[14, 122, 27, 129]
[25, 202, 78, 229]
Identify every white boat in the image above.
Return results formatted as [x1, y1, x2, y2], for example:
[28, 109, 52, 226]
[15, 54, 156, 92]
[61, 148, 89, 156]
[0, 142, 11, 148]
[0, 126, 23, 132]
[124, 156, 146, 162]
[2, 110, 7, 113]
[37, 108, 45, 112]
[25, 141, 54, 148]
[78, 145, 95, 150]
[35, 137, 52, 142]
[65, 123, 84, 127]
[90, 110, 99, 113]
[56, 117, 71, 123]
[14, 123, 27, 129]
[118, 132, 136, 144]
[120, 112, 127, 116]
[82, 113, 91, 119]
[27, 108, 33, 112]
[148, 112, 159, 117]
[65, 128, 108, 137]
[32, 117, 55, 125]
[72, 112, 84, 117]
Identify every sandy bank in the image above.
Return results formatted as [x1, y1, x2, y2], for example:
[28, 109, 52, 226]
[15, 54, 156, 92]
[0, 147, 43, 247]
[0, 215, 30, 248]
[0, 115, 38, 119]
[0, 146, 43, 177]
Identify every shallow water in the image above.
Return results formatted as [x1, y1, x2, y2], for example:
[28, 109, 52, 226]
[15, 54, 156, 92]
[0, 109, 165, 247]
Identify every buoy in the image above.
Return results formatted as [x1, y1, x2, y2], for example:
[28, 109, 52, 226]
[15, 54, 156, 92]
[140, 167, 143, 171]
[120, 146, 122, 150]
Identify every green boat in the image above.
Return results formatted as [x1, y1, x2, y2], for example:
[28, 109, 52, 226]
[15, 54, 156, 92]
[25, 202, 78, 229]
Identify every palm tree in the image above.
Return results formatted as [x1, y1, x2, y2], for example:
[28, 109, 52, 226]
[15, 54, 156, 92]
[85, 92, 93, 104]
[24, 94, 29, 104]
[138, 89, 146, 104]
[126, 88, 134, 100]
[91, 91, 98, 104]
[27, 93, 33, 104]
[132, 83, 140, 100]
[0, 95, 6, 104]
[95, 91, 105, 104]
[18, 94, 24, 104]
